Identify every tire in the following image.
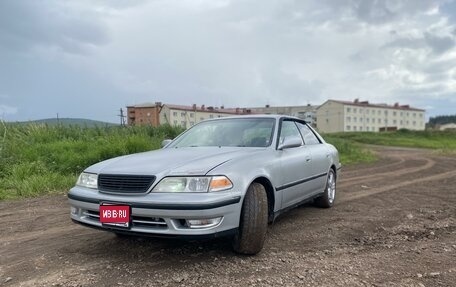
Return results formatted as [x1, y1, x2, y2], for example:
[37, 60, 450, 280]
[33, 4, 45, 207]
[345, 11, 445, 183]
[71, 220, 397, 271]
[232, 182, 268, 255]
[314, 169, 336, 208]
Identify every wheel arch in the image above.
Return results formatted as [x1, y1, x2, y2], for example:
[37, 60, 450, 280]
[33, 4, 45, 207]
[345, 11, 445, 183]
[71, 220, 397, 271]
[329, 164, 337, 179]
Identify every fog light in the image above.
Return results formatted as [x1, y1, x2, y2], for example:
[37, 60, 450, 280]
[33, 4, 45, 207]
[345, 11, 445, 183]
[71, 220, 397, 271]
[70, 207, 78, 215]
[186, 217, 222, 229]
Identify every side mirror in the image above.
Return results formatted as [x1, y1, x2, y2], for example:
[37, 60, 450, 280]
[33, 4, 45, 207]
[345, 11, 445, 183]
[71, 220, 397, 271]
[161, 139, 172, 148]
[278, 136, 302, 150]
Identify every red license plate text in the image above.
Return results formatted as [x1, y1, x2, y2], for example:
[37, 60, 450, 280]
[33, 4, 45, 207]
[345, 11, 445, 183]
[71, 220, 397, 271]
[99, 205, 130, 224]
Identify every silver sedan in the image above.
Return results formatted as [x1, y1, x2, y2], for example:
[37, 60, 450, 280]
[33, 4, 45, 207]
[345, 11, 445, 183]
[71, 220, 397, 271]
[68, 115, 341, 254]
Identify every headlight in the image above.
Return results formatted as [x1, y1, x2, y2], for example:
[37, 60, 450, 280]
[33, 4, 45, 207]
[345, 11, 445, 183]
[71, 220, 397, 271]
[76, 172, 98, 189]
[152, 176, 232, 193]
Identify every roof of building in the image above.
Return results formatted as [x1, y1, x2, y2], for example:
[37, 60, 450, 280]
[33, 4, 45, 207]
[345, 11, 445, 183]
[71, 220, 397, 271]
[323, 99, 425, 112]
[127, 103, 253, 115]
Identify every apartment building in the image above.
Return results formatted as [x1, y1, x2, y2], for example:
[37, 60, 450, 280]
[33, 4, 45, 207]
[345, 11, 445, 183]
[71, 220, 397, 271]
[316, 99, 425, 133]
[244, 104, 317, 126]
[127, 102, 251, 128]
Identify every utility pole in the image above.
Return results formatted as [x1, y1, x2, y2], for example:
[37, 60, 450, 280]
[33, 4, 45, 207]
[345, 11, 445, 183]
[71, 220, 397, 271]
[118, 108, 126, 126]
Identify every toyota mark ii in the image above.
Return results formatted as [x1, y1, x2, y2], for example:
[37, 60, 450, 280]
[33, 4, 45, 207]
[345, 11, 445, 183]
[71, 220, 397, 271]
[68, 115, 341, 254]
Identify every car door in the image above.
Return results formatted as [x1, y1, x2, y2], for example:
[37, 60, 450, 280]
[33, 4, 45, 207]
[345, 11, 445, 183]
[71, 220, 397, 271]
[296, 121, 330, 194]
[277, 119, 315, 209]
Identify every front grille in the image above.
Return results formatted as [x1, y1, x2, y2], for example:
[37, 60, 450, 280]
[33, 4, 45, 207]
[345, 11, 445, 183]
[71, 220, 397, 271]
[98, 174, 156, 193]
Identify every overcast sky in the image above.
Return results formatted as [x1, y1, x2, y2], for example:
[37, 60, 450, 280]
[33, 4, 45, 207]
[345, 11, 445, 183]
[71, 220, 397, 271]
[1, 0, 456, 123]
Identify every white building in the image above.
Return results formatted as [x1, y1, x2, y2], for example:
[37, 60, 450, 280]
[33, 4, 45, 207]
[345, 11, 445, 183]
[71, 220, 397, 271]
[316, 99, 426, 133]
[244, 105, 317, 126]
[439, 123, 456, 130]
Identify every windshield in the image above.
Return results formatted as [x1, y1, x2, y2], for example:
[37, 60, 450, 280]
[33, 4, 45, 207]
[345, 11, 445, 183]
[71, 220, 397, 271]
[169, 118, 275, 148]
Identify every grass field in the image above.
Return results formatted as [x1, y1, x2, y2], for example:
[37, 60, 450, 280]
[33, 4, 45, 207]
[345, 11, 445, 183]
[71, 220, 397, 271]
[6, 125, 446, 200]
[327, 130, 456, 153]
[0, 124, 182, 200]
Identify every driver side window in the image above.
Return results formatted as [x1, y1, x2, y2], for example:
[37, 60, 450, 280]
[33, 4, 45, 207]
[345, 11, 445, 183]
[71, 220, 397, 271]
[279, 120, 303, 145]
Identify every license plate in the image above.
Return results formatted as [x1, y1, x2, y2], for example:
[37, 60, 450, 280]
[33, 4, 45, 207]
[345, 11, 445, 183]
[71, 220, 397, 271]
[99, 204, 131, 228]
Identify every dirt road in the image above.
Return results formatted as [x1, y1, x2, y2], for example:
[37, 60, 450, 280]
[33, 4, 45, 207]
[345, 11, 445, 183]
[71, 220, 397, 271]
[1, 146, 455, 287]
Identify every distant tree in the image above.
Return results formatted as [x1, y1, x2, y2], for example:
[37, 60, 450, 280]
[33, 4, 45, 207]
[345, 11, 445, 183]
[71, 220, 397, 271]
[428, 115, 456, 127]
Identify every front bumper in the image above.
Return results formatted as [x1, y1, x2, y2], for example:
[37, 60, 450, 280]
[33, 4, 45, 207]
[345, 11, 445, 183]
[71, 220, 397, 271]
[68, 187, 243, 237]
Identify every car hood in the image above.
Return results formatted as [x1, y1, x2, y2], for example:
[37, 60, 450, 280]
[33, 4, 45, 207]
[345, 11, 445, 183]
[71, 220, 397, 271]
[85, 146, 265, 176]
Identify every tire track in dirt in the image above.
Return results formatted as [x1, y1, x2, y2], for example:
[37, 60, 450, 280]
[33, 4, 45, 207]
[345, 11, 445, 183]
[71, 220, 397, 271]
[339, 156, 435, 187]
[342, 155, 405, 176]
[339, 169, 456, 203]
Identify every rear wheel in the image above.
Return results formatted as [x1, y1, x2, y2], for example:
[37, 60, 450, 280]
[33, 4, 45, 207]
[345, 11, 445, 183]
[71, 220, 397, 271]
[314, 169, 336, 208]
[232, 182, 268, 255]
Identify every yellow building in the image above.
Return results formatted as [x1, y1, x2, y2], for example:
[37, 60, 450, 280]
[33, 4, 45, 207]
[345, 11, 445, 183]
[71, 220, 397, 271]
[127, 102, 251, 128]
[316, 99, 425, 133]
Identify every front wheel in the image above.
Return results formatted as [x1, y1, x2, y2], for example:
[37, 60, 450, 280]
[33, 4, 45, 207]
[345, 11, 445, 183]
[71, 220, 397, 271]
[232, 182, 268, 255]
[314, 169, 336, 208]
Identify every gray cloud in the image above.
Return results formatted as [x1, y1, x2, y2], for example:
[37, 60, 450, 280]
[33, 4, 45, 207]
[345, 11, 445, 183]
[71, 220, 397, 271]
[1, 0, 456, 122]
[424, 32, 455, 54]
[0, 0, 110, 54]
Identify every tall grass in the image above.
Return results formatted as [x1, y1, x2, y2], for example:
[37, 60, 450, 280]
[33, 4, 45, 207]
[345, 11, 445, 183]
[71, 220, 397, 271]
[0, 123, 183, 200]
[322, 135, 377, 165]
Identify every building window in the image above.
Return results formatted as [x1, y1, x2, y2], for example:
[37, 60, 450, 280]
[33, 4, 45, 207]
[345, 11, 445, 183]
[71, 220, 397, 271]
[173, 120, 177, 125]
[346, 125, 351, 130]
[366, 127, 369, 131]
[378, 110, 381, 115]
[209, 114, 214, 118]
[413, 121, 416, 126]
[378, 118, 381, 123]
[173, 112, 177, 117]
[354, 126, 357, 131]
[181, 112, 185, 117]
[353, 108, 357, 113]
[400, 112, 403, 116]
[384, 110, 388, 115]
[366, 109, 370, 114]
[347, 116, 351, 122]
[366, 118, 370, 123]
[360, 117, 363, 122]
[413, 113, 416, 117]
[346, 107, 351, 113]
[393, 111, 397, 116]
[360, 126, 363, 131]
[393, 120, 397, 124]
[181, 121, 186, 126]
[400, 120, 403, 125]
[354, 117, 357, 122]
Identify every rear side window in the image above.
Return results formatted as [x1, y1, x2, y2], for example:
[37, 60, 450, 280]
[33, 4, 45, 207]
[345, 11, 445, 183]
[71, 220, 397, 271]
[279, 120, 303, 145]
[296, 122, 320, 145]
